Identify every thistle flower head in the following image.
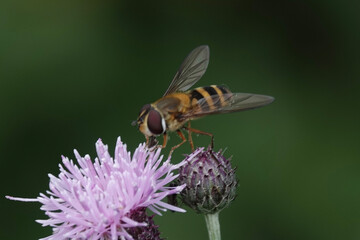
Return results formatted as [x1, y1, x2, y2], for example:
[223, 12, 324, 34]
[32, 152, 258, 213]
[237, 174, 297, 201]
[7, 137, 185, 240]
[178, 147, 237, 214]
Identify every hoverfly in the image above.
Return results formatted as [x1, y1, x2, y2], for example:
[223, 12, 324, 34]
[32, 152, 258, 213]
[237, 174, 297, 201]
[133, 45, 274, 154]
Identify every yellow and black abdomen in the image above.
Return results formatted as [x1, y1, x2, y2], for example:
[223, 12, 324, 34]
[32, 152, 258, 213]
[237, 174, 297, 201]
[189, 85, 232, 111]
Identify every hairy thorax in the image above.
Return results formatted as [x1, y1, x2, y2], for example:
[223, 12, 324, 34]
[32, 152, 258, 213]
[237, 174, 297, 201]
[154, 92, 192, 132]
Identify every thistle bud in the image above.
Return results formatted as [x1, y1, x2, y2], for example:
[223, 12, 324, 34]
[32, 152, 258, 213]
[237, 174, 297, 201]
[178, 148, 238, 214]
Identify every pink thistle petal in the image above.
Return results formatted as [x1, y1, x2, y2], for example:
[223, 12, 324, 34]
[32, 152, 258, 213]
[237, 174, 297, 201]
[7, 137, 186, 240]
[5, 196, 38, 202]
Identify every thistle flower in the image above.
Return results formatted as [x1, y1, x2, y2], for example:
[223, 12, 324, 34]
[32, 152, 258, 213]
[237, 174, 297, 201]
[7, 137, 185, 240]
[179, 147, 237, 214]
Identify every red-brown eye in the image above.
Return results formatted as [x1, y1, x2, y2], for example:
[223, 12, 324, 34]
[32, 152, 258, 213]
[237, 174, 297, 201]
[147, 110, 165, 135]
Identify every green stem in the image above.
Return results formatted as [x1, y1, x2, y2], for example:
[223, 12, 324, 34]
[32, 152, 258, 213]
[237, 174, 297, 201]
[204, 212, 221, 240]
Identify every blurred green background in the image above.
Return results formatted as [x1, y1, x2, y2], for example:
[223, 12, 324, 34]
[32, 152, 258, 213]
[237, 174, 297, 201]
[1, 0, 359, 239]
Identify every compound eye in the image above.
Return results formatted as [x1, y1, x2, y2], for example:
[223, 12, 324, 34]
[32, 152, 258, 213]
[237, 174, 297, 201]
[147, 110, 165, 135]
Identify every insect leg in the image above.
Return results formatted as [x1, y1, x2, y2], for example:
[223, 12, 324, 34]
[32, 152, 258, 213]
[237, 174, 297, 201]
[183, 127, 214, 149]
[186, 122, 195, 151]
[169, 130, 187, 156]
[162, 132, 168, 148]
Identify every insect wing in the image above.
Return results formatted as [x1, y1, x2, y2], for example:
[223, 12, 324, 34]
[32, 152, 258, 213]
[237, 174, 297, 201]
[155, 96, 181, 112]
[163, 45, 210, 96]
[181, 93, 274, 119]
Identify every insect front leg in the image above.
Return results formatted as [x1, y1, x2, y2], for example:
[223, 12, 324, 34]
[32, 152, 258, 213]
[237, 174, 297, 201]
[147, 133, 168, 152]
[162, 132, 168, 148]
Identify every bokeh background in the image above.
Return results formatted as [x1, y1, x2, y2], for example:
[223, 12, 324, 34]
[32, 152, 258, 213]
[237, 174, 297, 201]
[1, 0, 359, 239]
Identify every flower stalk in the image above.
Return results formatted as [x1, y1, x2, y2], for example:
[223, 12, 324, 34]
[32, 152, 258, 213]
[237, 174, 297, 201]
[205, 212, 221, 240]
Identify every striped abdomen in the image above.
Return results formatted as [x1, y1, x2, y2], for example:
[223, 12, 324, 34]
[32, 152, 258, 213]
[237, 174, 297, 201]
[189, 85, 232, 111]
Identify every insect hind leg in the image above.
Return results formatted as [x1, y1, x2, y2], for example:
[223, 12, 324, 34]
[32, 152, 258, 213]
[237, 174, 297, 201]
[183, 126, 214, 149]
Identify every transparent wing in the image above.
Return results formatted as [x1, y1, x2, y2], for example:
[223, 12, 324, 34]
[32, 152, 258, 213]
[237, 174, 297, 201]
[181, 93, 274, 119]
[163, 45, 210, 96]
